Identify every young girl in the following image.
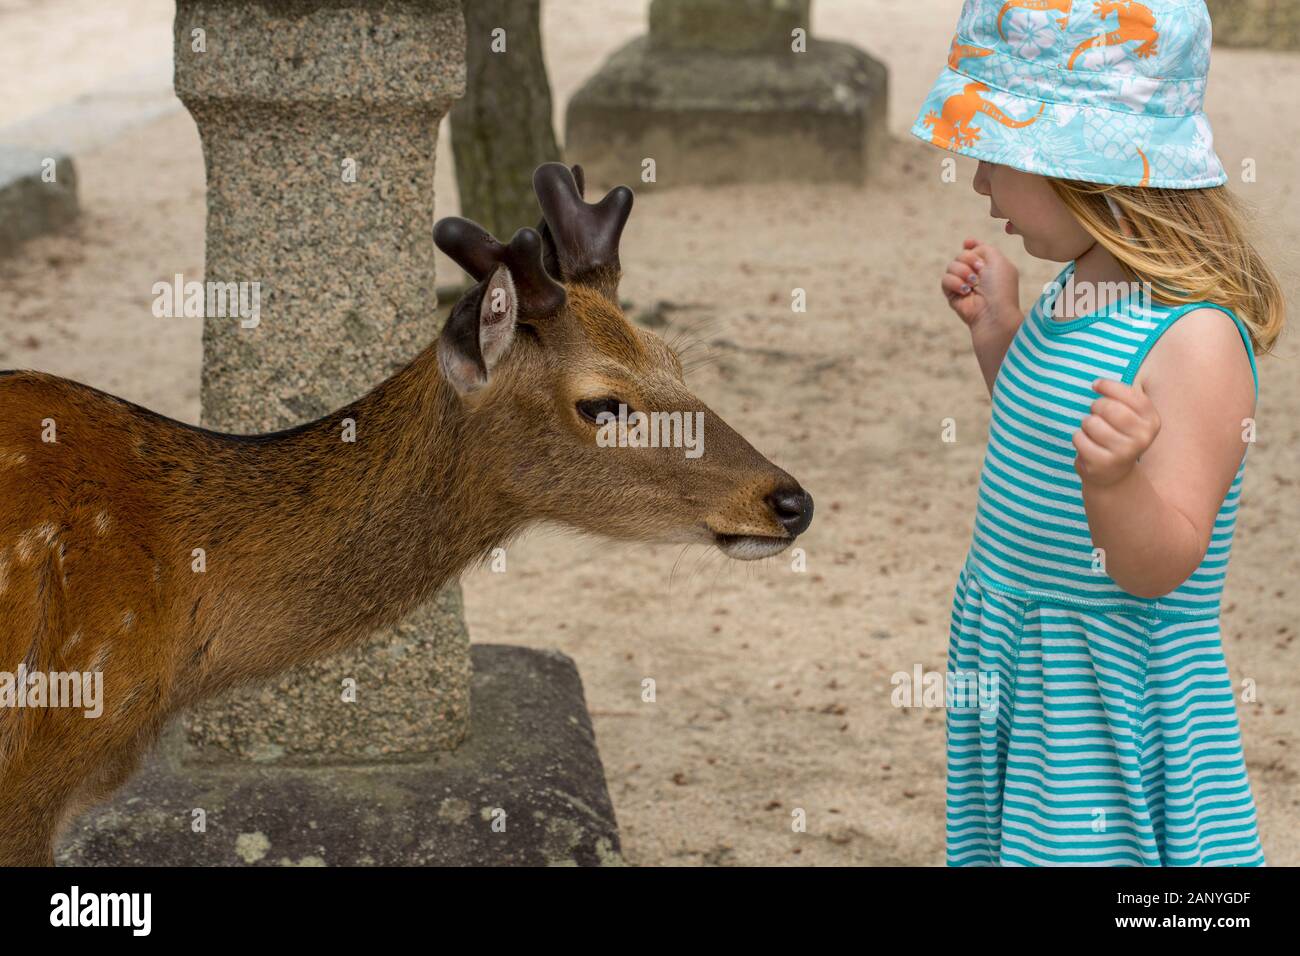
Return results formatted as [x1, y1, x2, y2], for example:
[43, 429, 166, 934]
[912, 0, 1284, 865]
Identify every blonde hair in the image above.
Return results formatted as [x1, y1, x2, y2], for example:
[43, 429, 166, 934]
[1047, 179, 1285, 354]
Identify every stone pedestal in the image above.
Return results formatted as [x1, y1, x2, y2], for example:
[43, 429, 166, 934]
[565, 0, 888, 189]
[58, 647, 622, 866]
[1206, 0, 1300, 50]
[176, 0, 471, 758]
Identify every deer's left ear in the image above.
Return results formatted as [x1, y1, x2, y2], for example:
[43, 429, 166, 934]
[437, 264, 518, 396]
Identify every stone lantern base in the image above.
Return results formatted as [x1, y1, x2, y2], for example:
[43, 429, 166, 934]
[565, 0, 888, 189]
[57, 646, 622, 866]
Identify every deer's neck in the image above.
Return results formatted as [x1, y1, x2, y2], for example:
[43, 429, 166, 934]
[187, 345, 523, 669]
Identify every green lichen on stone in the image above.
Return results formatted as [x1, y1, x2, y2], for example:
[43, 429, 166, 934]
[649, 0, 811, 54]
[1206, 0, 1300, 49]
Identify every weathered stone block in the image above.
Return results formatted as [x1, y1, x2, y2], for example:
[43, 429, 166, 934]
[57, 646, 622, 866]
[648, 0, 811, 54]
[566, 34, 888, 189]
[0, 147, 77, 255]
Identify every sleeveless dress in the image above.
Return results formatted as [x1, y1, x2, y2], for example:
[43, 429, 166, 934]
[946, 262, 1265, 866]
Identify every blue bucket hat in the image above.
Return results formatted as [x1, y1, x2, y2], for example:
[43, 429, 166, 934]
[910, 0, 1227, 188]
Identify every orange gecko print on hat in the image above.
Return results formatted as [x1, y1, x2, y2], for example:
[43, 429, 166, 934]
[924, 82, 1046, 152]
[1068, 1, 1160, 69]
[947, 37, 995, 70]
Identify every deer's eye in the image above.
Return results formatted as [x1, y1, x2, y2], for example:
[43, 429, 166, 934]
[576, 397, 627, 424]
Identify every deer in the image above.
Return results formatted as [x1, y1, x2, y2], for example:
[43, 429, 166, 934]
[0, 163, 813, 865]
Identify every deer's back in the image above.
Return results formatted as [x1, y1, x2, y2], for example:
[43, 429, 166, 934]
[0, 371, 197, 764]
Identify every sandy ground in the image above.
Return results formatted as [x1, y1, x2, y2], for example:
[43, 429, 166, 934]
[1, 1, 1297, 866]
[0, 0, 174, 128]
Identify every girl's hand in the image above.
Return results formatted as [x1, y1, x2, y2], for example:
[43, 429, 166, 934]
[1073, 379, 1162, 487]
[941, 239, 1021, 333]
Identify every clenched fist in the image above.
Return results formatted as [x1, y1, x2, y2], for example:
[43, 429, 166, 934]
[941, 238, 1021, 333]
[1073, 378, 1162, 486]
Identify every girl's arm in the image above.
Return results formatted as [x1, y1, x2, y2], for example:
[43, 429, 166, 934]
[941, 239, 1024, 396]
[968, 315, 1020, 397]
[1073, 308, 1257, 599]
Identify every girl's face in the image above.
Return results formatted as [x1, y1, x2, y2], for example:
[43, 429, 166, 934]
[972, 162, 1093, 262]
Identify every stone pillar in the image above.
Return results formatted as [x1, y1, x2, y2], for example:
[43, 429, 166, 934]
[1205, 0, 1300, 50]
[175, 0, 470, 760]
[566, 0, 888, 189]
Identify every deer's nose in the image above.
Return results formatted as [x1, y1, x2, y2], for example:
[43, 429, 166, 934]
[767, 485, 814, 537]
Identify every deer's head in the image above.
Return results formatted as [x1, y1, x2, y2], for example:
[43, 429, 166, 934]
[432, 164, 811, 560]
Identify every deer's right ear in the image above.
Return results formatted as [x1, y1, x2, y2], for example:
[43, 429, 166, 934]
[437, 264, 518, 396]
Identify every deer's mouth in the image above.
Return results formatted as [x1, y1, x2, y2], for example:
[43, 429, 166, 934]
[712, 532, 793, 561]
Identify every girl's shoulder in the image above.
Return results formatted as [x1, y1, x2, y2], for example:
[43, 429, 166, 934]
[1134, 303, 1259, 407]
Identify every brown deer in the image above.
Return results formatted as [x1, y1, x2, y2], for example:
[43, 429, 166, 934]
[0, 164, 812, 865]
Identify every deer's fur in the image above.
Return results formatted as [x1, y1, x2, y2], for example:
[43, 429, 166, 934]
[0, 165, 810, 865]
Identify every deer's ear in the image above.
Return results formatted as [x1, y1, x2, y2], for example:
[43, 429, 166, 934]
[477, 264, 517, 369]
[437, 264, 519, 396]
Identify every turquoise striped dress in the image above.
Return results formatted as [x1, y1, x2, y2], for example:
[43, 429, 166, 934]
[947, 262, 1265, 866]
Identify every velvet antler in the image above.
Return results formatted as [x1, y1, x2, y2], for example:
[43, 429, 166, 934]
[532, 162, 634, 296]
[433, 218, 566, 321]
